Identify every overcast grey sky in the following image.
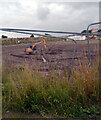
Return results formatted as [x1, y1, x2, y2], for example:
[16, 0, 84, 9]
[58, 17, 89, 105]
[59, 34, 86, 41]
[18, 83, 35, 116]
[0, 0, 100, 37]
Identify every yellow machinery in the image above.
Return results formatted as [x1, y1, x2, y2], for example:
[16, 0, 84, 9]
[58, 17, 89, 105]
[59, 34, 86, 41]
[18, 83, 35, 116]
[89, 28, 98, 39]
[25, 40, 46, 54]
[89, 35, 97, 39]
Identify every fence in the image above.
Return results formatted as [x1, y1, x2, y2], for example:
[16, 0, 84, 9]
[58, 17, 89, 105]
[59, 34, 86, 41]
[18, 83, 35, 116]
[0, 22, 101, 81]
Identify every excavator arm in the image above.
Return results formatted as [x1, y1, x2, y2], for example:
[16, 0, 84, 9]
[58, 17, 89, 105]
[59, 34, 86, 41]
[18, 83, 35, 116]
[32, 40, 46, 49]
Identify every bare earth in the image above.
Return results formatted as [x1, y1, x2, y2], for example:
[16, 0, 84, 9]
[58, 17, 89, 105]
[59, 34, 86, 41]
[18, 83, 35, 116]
[2, 39, 99, 71]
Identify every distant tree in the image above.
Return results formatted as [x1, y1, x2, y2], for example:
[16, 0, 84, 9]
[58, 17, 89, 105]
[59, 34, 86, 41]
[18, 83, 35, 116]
[98, 29, 101, 32]
[81, 30, 86, 33]
[30, 34, 34, 37]
[1, 35, 8, 38]
[45, 33, 50, 36]
[81, 30, 93, 33]
[89, 30, 92, 33]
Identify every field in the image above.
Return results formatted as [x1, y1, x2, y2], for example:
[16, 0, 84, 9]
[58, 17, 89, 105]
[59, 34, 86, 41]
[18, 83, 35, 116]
[2, 38, 101, 119]
[2, 39, 99, 71]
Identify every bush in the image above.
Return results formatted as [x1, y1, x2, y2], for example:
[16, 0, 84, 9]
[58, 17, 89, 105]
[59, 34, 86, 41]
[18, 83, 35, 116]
[1, 35, 8, 38]
[30, 34, 34, 37]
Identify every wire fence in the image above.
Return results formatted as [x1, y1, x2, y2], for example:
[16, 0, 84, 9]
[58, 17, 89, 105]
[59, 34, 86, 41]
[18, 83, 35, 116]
[0, 22, 101, 81]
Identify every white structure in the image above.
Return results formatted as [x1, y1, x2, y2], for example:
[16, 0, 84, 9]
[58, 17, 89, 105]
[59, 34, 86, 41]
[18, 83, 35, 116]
[68, 35, 86, 40]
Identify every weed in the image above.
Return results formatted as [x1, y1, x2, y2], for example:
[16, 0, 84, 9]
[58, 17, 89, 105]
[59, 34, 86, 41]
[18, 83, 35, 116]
[2, 52, 101, 118]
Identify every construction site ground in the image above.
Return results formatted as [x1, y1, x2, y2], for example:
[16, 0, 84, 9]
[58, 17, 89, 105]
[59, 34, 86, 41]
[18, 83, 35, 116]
[2, 39, 99, 72]
[2, 38, 100, 119]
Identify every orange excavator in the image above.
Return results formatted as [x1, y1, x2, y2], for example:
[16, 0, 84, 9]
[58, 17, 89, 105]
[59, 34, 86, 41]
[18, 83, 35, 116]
[25, 40, 46, 54]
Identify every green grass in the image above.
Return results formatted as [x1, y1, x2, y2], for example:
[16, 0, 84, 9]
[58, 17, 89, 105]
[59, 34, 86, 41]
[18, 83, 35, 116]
[2, 56, 101, 118]
[1, 37, 63, 45]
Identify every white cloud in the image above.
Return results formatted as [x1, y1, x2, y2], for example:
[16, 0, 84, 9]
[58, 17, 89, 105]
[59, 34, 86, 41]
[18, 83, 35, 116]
[36, 3, 50, 20]
[0, 0, 99, 37]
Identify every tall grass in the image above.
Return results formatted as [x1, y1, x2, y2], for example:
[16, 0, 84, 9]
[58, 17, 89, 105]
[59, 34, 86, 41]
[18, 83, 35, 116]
[2, 55, 101, 118]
